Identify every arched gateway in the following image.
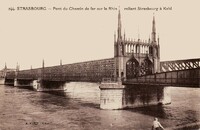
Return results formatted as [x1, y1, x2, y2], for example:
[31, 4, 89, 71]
[140, 58, 153, 76]
[126, 57, 139, 79]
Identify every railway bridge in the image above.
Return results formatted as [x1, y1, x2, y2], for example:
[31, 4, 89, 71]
[1, 10, 199, 109]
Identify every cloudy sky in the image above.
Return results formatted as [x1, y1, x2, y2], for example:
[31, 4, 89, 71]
[0, 0, 199, 70]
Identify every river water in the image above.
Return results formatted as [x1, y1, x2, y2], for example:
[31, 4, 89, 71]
[0, 82, 200, 130]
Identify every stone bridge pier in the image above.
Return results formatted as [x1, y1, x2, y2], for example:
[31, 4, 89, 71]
[99, 81, 125, 109]
[32, 79, 65, 91]
[99, 82, 171, 110]
[4, 79, 14, 85]
[0, 78, 6, 85]
[14, 78, 33, 87]
[3, 77, 65, 92]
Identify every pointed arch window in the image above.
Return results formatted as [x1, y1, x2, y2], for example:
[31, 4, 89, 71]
[126, 57, 139, 79]
[140, 58, 153, 75]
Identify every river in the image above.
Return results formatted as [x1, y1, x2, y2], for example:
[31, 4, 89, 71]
[0, 82, 200, 130]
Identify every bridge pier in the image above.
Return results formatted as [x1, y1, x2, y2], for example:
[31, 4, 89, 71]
[14, 78, 33, 87]
[158, 87, 171, 105]
[99, 81, 171, 110]
[4, 79, 14, 85]
[0, 78, 5, 85]
[14, 78, 18, 86]
[33, 80, 40, 91]
[33, 79, 65, 91]
[99, 81, 126, 110]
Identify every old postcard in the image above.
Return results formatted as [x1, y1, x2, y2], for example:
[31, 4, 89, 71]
[0, 0, 200, 130]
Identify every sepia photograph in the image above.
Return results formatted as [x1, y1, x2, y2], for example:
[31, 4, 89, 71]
[0, 0, 200, 129]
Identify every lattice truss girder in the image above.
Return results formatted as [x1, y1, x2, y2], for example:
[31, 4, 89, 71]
[160, 58, 200, 72]
[6, 58, 115, 81]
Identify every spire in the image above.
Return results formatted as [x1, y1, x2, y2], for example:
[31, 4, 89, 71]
[138, 26, 140, 41]
[42, 59, 45, 68]
[151, 14, 156, 43]
[152, 15, 156, 32]
[114, 31, 116, 43]
[60, 59, 62, 66]
[117, 9, 122, 40]
[4, 62, 7, 69]
[148, 35, 151, 43]
[16, 62, 19, 71]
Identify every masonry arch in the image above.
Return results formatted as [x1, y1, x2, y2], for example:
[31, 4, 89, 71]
[133, 44, 136, 53]
[136, 44, 140, 54]
[140, 58, 153, 75]
[125, 44, 129, 53]
[126, 57, 139, 79]
[127, 44, 130, 53]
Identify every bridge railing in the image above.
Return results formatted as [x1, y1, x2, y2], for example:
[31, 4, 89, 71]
[124, 68, 200, 87]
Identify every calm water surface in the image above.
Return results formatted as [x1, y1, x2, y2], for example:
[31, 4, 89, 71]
[0, 82, 200, 130]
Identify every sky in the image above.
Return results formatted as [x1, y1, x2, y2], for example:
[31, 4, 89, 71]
[0, 0, 200, 70]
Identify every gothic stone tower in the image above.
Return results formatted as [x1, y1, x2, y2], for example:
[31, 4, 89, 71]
[114, 10, 160, 80]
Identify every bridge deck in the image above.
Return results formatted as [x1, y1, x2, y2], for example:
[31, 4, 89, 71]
[4, 58, 200, 87]
[123, 68, 200, 87]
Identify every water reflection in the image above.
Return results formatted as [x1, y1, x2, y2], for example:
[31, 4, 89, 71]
[36, 91, 79, 111]
[127, 105, 168, 118]
[124, 85, 165, 108]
